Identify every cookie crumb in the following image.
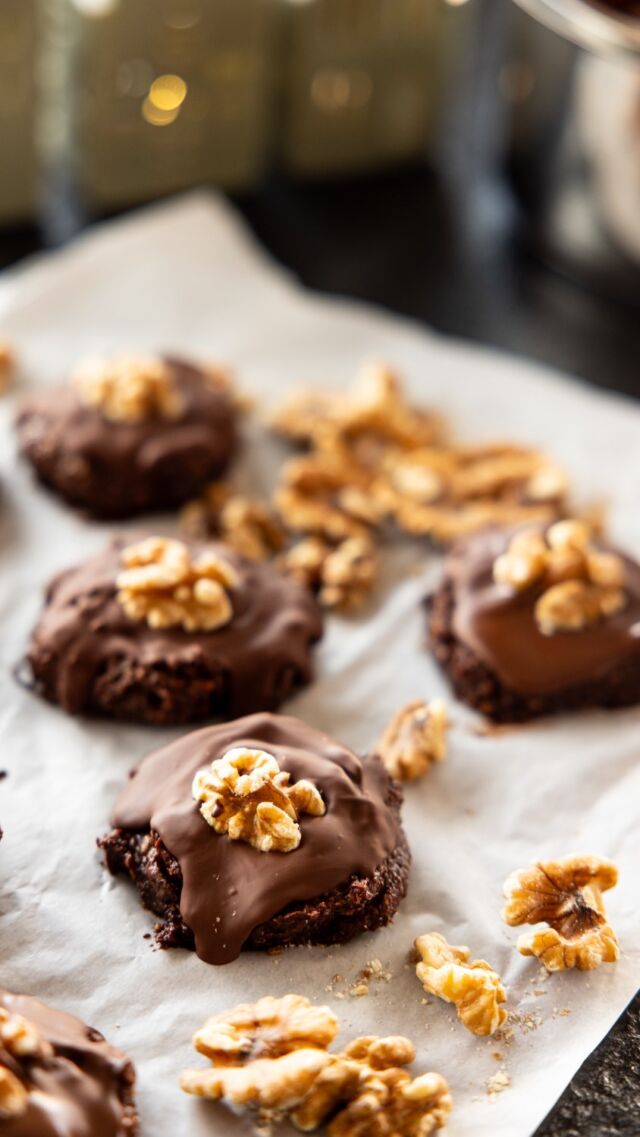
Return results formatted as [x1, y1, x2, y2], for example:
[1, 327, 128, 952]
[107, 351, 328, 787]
[487, 1068, 510, 1097]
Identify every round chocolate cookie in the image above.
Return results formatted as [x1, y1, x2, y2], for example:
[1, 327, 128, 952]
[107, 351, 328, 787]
[0, 988, 137, 1135]
[15, 354, 239, 518]
[427, 525, 640, 722]
[99, 713, 410, 964]
[25, 537, 323, 725]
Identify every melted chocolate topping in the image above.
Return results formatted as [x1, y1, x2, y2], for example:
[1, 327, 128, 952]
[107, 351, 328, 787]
[27, 538, 323, 717]
[111, 713, 404, 965]
[449, 527, 640, 696]
[15, 357, 238, 517]
[0, 990, 135, 1137]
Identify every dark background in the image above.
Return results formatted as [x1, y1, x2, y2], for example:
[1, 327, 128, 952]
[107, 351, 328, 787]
[1, 13, 638, 1133]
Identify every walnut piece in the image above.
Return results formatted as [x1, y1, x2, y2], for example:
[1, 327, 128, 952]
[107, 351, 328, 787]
[493, 520, 627, 635]
[181, 995, 452, 1137]
[181, 996, 338, 1127]
[502, 855, 620, 971]
[376, 700, 448, 782]
[282, 536, 377, 613]
[0, 340, 15, 394]
[272, 362, 443, 454]
[276, 444, 382, 543]
[73, 353, 184, 422]
[0, 1007, 52, 1120]
[182, 482, 286, 561]
[414, 932, 507, 1037]
[374, 445, 567, 544]
[0, 1068, 28, 1121]
[192, 747, 325, 853]
[116, 536, 237, 632]
[293, 1035, 452, 1137]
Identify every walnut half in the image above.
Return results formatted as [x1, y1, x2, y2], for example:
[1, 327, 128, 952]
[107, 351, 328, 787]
[181, 482, 286, 562]
[414, 932, 507, 1037]
[73, 353, 184, 422]
[181, 995, 338, 1129]
[0, 1007, 52, 1120]
[376, 700, 448, 782]
[502, 856, 620, 971]
[116, 536, 238, 633]
[181, 994, 452, 1137]
[192, 747, 325, 853]
[282, 536, 378, 613]
[493, 520, 627, 635]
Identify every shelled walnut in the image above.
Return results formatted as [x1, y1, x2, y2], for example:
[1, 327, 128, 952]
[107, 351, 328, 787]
[373, 445, 567, 544]
[181, 994, 452, 1136]
[192, 748, 325, 853]
[502, 855, 620, 971]
[73, 353, 184, 422]
[293, 1035, 452, 1136]
[282, 536, 377, 613]
[181, 482, 286, 561]
[271, 362, 444, 455]
[275, 445, 382, 543]
[376, 700, 448, 782]
[414, 932, 507, 1037]
[116, 536, 237, 632]
[493, 520, 627, 634]
[0, 1008, 51, 1120]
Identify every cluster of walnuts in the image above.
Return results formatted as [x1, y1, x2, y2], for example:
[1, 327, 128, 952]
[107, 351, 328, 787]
[180, 994, 453, 1137]
[494, 519, 627, 635]
[73, 352, 185, 423]
[116, 536, 238, 633]
[180, 362, 569, 614]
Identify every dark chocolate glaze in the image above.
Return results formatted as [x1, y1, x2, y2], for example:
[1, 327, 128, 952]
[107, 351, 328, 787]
[26, 538, 323, 721]
[449, 527, 640, 696]
[15, 357, 238, 518]
[0, 990, 137, 1137]
[110, 713, 404, 965]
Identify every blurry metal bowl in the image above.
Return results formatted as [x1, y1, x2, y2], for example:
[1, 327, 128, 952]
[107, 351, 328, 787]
[505, 0, 640, 301]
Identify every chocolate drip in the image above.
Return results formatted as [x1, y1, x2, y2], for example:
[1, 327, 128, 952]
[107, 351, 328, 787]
[110, 713, 404, 965]
[449, 527, 640, 696]
[0, 990, 136, 1137]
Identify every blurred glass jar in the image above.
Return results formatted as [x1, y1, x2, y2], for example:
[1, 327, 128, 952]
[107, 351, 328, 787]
[41, 0, 283, 209]
[0, 0, 37, 223]
[505, 0, 640, 300]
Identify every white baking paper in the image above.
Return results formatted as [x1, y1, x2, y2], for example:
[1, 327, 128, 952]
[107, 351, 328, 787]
[0, 193, 638, 1137]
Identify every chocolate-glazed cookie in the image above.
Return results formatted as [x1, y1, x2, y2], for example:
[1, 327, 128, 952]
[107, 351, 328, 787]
[99, 713, 410, 964]
[25, 537, 323, 725]
[427, 525, 640, 722]
[15, 354, 239, 519]
[0, 989, 137, 1136]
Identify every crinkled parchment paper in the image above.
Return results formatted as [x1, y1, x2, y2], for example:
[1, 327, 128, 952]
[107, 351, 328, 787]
[0, 194, 638, 1137]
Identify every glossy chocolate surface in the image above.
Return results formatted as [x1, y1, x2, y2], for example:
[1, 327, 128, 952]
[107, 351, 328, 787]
[449, 527, 640, 696]
[111, 713, 403, 964]
[0, 990, 136, 1137]
[26, 538, 323, 718]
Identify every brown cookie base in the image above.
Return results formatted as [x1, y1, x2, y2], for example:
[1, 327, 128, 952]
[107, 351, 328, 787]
[28, 649, 307, 727]
[99, 782, 410, 955]
[16, 441, 234, 520]
[427, 577, 640, 723]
